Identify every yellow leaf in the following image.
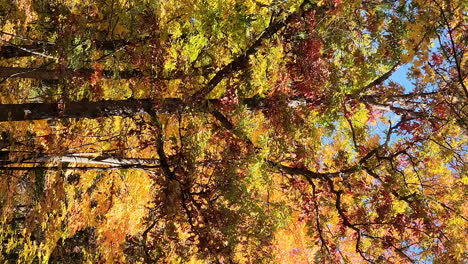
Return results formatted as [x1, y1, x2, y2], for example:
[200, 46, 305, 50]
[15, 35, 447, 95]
[401, 53, 414, 64]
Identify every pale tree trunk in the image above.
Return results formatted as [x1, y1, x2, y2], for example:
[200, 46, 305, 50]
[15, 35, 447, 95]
[0, 151, 161, 170]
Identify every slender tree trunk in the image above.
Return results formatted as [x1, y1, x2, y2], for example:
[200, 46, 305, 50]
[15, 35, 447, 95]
[0, 97, 273, 122]
[0, 66, 143, 79]
[0, 66, 211, 80]
[0, 151, 161, 167]
[0, 44, 55, 58]
[0, 39, 143, 58]
[0, 93, 432, 122]
[0, 98, 152, 121]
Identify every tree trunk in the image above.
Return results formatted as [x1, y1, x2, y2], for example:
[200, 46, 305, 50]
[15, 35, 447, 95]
[0, 66, 143, 79]
[0, 66, 210, 80]
[0, 39, 142, 58]
[0, 151, 161, 167]
[0, 97, 274, 122]
[0, 44, 55, 58]
[0, 93, 434, 122]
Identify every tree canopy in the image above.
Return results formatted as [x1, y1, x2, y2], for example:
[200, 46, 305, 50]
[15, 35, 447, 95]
[0, 0, 466, 263]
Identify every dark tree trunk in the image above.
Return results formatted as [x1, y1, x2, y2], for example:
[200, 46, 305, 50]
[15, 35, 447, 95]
[0, 67, 143, 79]
[0, 44, 55, 58]
[0, 93, 430, 122]
[0, 98, 154, 121]
[0, 97, 273, 122]
[0, 39, 142, 58]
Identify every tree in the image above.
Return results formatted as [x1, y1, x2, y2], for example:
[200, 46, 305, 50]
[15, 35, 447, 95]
[0, 0, 466, 263]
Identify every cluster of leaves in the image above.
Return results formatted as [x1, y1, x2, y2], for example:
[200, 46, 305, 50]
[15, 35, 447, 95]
[0, 0, 466, 263]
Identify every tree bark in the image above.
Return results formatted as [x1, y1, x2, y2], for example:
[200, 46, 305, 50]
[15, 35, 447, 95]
[0, 39, 140, 58]
[0, 97, 275, 122]
[0, 44, 55, 58]
[0, 66, 212, 80]
[0, 92, 435, 122]
[0, 66, 144, 79]
[0, 151, 161, 167]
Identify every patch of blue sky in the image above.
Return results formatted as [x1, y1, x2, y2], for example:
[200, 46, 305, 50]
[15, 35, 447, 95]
[406, 244, 436, 264]
[389, 63, 414, 93]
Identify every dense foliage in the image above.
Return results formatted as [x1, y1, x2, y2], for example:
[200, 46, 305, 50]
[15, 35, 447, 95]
[0, 0, 466, 263]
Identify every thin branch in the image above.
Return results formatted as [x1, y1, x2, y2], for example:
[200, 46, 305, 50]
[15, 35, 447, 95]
[433, 0, 468, 98]
[361, 62, 401, 91]
[0, 39, 56, 59]
[0, 31, 54, 44]
[192, 0, 311, 99]
[310, 179, 332, 257]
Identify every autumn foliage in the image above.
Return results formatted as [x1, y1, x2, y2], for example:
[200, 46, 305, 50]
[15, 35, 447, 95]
[0, 0, 467, 263]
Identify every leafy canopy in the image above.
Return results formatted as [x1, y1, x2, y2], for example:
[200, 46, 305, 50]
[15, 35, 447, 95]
[0, 0, 466, 263]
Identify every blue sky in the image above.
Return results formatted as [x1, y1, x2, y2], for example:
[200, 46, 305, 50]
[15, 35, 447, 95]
[389, 63, 414, 93]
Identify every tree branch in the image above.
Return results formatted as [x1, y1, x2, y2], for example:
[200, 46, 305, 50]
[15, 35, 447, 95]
[192, 1, 311, 99]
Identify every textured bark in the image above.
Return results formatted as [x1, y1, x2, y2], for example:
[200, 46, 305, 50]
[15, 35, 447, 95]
[0, 97, 274, 122]
[0, 151, 161, 167]
[0, 39, 139, 58]
[0, 98, 151, 121]
[0, 44, 55, 58]
[0, 66, 143, 79]
[0, 66, 211, 80]
[0, 92, 430, 122]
